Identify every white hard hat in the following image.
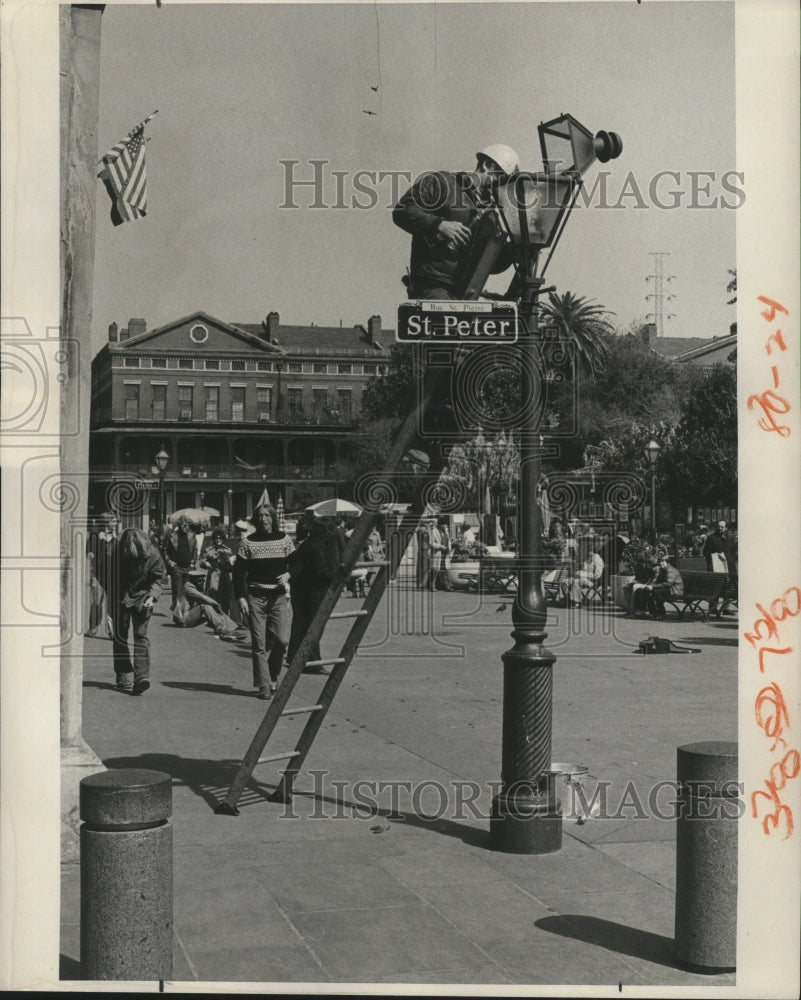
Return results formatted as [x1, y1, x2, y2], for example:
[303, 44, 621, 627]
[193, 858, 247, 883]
[476, 144, 520, 177]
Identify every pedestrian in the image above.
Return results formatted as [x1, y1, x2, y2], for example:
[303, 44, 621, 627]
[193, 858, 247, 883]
[287, 517, 339, 674]
[200, 527, 235, 614]
[416, 520, 432, 588]
[163, 515, 200, 611]
[422, 517, 446, 591]
[112, 527, 167, 695]
[393, 144, 520, 299]
[703, 520, 737, 574]
[233, 504, 294, 699]
[435, 517, 454, 591]
[690, 523, 709, 557]
[642, 550, 683, 620]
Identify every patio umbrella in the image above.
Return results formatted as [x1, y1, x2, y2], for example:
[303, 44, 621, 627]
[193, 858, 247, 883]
[276, 495, 286, 531]
[256, 486, 271, 508]
[167, 507, 219, 529]
[305, 498, 362, 518]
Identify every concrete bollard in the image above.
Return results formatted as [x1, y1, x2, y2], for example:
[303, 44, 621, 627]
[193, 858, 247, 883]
[674, 741, 738, 971]
[80, 769, 173, 981]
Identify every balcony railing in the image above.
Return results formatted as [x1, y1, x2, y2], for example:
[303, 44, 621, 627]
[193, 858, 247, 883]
[89, 463, 354, 482]
[91, 407, 356, 428]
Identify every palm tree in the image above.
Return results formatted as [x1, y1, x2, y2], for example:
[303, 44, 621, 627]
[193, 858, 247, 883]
[536, 291, 614, 377]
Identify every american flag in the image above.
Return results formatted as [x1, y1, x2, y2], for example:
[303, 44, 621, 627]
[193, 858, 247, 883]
[98, 112, 157, 226]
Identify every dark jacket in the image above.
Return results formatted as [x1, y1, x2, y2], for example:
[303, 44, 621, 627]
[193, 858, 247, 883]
[288, 524, 338, 595]
[393, 171, 514, 292]
[120, 548, 167, 609]
[163, 529, 199, 570]
[703, 532, 736, 573]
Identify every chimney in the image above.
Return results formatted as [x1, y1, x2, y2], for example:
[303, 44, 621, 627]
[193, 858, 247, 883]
[368, 315, 382, 343]
[729, 321, 737, 336]
[641, 322, 656, 345]
[108, 322, 118, 342]
[128, 318, 147, 339]
[119, 325, 129, 342]
[263, 311, 280, 342]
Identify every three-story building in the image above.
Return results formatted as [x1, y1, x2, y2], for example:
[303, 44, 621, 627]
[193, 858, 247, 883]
[89, 310, 389, 528]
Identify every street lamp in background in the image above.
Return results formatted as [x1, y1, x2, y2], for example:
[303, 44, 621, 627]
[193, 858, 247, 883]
[488, 115, 622, 854]
[227, 487, 233, 527]
[644, 438, 662, 541]
[154, 444, 169, 542]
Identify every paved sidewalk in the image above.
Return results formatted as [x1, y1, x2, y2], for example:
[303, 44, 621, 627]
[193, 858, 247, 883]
[61, 580, 738, 988]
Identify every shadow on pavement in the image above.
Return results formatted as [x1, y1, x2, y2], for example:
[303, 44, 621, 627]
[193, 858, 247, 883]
[102, 752, 277, 811]
[677, 636, 738, 647]
[161, 680, 255, 696]
[291, 790, 490, 850]
[535, 913, 680, 969]
[59, 954, 83, 980]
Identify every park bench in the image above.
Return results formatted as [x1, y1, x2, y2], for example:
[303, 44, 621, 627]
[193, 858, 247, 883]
[480, 557, 519, 593]
[662, 571, 734, 621]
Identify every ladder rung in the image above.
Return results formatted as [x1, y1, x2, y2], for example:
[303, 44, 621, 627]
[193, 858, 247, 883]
[329, 610, 370, 619]
[305, 657, 345, 667]
[256, 750, 300, 765]
[281, 704, 323, 717]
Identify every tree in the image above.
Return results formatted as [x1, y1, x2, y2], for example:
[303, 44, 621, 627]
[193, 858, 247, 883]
[536, 291, 614, 378]
[661, 364, 737, 503]
[360, 343, 418, 423]
[726, 268, 737, 305]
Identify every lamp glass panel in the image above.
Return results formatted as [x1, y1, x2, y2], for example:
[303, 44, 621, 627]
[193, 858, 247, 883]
[495, 173, 574, 248]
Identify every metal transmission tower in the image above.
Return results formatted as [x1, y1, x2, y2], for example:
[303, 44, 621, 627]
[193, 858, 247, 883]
[645, 251, 677, 337]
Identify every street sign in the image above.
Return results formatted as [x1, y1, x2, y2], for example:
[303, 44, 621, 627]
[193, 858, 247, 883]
[397, 300, 518, 344]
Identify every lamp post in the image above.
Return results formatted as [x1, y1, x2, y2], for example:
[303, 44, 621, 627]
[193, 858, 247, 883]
[154, 444, 169, 542]
[644, 438, 661, 542]
[488, 115, 622, 854]
[227, 487, 233, 527]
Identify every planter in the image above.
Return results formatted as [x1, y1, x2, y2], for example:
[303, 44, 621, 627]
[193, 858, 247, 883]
[612, 574, 636, 612]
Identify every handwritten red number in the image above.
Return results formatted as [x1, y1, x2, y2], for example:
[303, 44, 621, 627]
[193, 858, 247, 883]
[758, 296, 789, 322]
[747, 389, 791, 437]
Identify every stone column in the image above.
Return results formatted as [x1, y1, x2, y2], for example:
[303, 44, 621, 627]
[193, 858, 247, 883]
[60, 3, 106, 862]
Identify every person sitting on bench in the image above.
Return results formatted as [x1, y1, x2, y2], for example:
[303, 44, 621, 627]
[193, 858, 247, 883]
[558, 541, 604, 608]
[641, 551, 683, 620]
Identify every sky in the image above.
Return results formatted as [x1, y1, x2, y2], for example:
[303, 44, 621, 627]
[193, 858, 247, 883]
[92, 1, 737, 356]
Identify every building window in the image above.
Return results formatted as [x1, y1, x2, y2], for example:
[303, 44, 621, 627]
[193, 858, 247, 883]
[151, 357, 167, 369]
[232, 360, 246, 371]
[337, 363, 352, 374]
[231, 386, 245, 422]
[178, 384, 193, 420]
[337, 388, 352, 419]
[313, 362, 327, 373]
[288, 388, 303, 418]
[124, 383, 140, 420]
[257, 360, 272, 372]
[179, 358, 194, 370]
[312, 388, 328, 416]
[151, 384, 166, 421]
[190, 323, 209, 344]
[288, 362, 302, 373]
[205, 386, 219, 422]
[363, 362, 377, 375]
[124, 357, 140, 368]
[205, 359, 220, 370]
